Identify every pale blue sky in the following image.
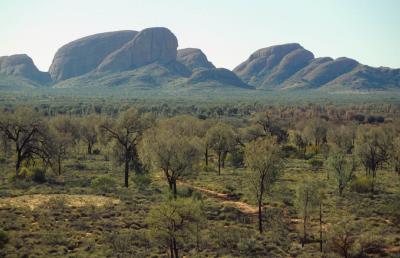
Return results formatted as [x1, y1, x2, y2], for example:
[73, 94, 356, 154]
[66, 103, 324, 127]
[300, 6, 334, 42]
[1, 0, 399, 71]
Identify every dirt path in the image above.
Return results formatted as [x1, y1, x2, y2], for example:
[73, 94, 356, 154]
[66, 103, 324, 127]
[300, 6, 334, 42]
[178, 181, 259, 215]
[0, 194, 120, 210]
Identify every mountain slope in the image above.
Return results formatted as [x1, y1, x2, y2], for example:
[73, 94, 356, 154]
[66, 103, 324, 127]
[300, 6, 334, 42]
[0, 54, 50, 83]
[234, 44, 400, 91]
[49, 30, 137, 81]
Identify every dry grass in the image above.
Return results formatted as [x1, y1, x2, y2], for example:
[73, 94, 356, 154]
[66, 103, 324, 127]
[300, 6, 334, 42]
[0, 194, 120, 210]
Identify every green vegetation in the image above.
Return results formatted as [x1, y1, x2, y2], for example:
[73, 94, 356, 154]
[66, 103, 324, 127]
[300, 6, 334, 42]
[0, 96, 400, 257]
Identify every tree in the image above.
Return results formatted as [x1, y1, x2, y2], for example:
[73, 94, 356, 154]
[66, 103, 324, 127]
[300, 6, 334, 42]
[303, 119, 327, 150]
[391, 137, 400, 175]
[101, 108, 149, 187]
[78, 115, 99, 155]
[244, 137, 283, 233]
[48, 116, 78, 175]
[355, 126, 392, 191]
[328, 218, 360, 258]
[328, 148, 356, 196]
[296, 179, 326, 249]
[0, 108, 51, 174]
[146, 198, 204, 258]
[140, 119, 199, 199]
[206, 123, 235, 175]
[254, 112, 288, 143]
[294, 132, 307, 158]
[296, 179, 318, 247]
[327, 125, 354, 153]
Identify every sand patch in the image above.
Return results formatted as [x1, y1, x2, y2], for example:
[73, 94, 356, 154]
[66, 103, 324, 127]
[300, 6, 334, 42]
[0, 194, 120, 210]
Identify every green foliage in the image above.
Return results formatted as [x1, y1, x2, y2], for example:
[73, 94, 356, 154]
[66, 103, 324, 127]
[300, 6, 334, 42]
[132, 174, 151, 190]
[308, 158, 323, 172]
[350, 176, 374, 193]
[146, 198, 205, 257]
[0, 230, 8, 248]
[91, 175, 118, 193]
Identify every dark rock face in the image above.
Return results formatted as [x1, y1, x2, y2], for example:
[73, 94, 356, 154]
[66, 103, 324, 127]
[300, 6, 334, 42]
[188, 68, 252, 88]
[98, 27, 178, 72]
[49, 30, 137, 81]
[234, 43, 314, 88]
[0, 54, 50, 83]
[177, 48, 215, 71]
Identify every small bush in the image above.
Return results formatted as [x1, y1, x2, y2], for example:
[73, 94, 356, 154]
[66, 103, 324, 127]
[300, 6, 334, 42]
[132, 174, 151, 190]
[350, 176, 373, 193]
[281, 145, 297, 158]
[308, 159, 323, 172]
[27, 167, 46, 183]
[72, 162, 86, 171]
[0, 230, 9, 248]
[91, 175, 118, 193]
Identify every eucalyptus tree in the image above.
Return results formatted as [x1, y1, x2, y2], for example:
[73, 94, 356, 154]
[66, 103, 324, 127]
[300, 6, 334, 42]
[206, 123, 236, 175]
[244, 137, 283, 233]
[328, 148, 357, 196]
[0, 108, 51, 174]
[140, 118, 200, 198]
[101, 108, 151, 187]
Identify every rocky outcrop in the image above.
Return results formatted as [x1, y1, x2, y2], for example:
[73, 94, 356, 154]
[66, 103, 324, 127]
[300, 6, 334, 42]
[0, 54, 50, 83]
[233, 43, 399, 90]
[323, 65, 400, 90]
[177, 48, 215, 71]
[234, 43, 314, 88]
[97, 27, 178, 73]
[49, 30, 137, 81]
[302, 57, 359, 87]
[188, 68, 252, 88]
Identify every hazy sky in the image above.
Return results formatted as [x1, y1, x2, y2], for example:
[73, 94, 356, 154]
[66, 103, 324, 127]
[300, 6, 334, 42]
[1, 0, 399, 71]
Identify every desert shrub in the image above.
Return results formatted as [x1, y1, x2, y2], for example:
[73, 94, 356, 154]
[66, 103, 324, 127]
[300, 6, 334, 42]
[199, 163, 214, 172]
[0, 230, 9, 248]
[308, 159, 323, 172]
[91, 175, 118, 193]
[281, 145, 298, 158]
[17, 166, 31, 179]
[208, 225, 252, 250]
[68, 162, 86, 170]
[132, 174, 151, 190]
[353, 114, 365, 123]
[229, 148, 244, 168]
[224, 184, 242, 200]
[306, 145, 319, 155]
[327, 219, 360, 258]
[27, 167, 46, 183]
[237, 235, 259, 254]
[92, 148, 101, 155]
[350, 176, 373, 193]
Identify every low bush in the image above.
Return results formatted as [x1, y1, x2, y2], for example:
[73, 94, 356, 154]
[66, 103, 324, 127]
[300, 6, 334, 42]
[132, 174, 151, 190]
[27, 167, 46, 183]
[91, 175, 118, 193]
[350, 176, 373, 193]
[308, 159, 323, 172]
[0, 230, 9, 248]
